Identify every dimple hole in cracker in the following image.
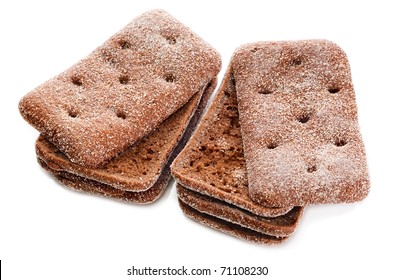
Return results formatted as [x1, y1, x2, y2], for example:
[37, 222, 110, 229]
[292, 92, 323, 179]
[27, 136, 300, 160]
[116, 110, 127, 120]
[118, 39, 131, 49]
[164, 35, 177, 45]
[259, 89, 272, 95]
[334, 138, 347, 147]
[307, 165, 317, 173]
[164, 74, 176, 83]
[328, 87, 340, 94]
[298, 113, 311, 124]
[267, 141, 278, 149]
[68, 109, 78, 118]
[291, 58, 302, 66]
[119, 75, 130, 84]
[71, 76, 83, 86]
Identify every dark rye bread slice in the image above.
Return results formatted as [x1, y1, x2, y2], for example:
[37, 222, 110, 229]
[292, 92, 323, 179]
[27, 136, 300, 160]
[171, 67, 295, 217]
[35, 79, 217, 203]
[178, 200, 287, 245]
[177, 185, 303, 238]
[19, 9, 221, 168]
[232, 40, 370, 207]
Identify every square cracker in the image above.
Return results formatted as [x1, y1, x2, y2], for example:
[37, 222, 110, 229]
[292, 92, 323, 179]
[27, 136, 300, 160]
[19, 9, 221, 167]
[232, 40, 370, 207]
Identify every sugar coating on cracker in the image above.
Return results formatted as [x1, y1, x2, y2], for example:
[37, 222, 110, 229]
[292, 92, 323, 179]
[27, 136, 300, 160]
[36, 79, 216, 191]
[232, 40, 370, 207]
[19, 9, 221, 167]
[35, 80, 216, 203]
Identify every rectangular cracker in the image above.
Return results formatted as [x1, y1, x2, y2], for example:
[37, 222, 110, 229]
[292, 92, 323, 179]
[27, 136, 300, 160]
[19, 9, 221, 168]
[35, 79, 216, 203]
[232, 40, 370, 207]
[177, 185, 303, 238]
[171, 68, 295, 217]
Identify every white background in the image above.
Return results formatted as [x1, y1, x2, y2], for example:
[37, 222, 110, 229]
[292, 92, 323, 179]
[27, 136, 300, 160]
[1, 0, 393, 279]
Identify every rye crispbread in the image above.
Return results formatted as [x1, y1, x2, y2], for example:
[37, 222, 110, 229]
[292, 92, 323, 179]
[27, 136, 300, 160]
[36, 79, 216, 203]
[20, 9, 221, 168]
[171, 68, 294, 217]
[232, 40, 370, 207]
[171, 66, 304, 243]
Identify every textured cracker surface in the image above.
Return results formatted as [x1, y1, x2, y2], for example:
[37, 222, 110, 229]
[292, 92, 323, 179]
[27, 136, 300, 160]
[233, 40, 370, 207]
[178, 200, 287, 245]
[19, 9, 221, 167]
[171, 68, 293, 217]
[35, 79, 215, 203]
[36, 79, 216, 191]
[177, 184, 303, 237]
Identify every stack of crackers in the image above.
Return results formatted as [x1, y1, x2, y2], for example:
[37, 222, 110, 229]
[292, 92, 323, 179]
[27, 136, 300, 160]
[171, 40, 370, 244]
[19, 10, 221, 204]
[19, 10, 369, 244]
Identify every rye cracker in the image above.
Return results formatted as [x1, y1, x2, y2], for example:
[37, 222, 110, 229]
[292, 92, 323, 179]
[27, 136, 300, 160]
[20, 9, 221, 167]
[232, 40, 370, 207]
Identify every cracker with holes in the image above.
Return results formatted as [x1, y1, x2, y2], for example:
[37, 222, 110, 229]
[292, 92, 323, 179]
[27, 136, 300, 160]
[232, 40, 370, 207]
[35, 80, 216, 203]
[19, 9, 221, 168]
[171, 69, 303, 244]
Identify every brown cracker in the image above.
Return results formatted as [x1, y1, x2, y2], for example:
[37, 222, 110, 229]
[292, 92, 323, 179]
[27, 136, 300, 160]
[171, 67, 294, 217]
[20, 9, 221, 167]
[35, 79, 216, 203]
[177, 185, 303, 238]
[36, 79, 216, 192]
[37, 158, 168, 204]
[232, 40, 370, 207]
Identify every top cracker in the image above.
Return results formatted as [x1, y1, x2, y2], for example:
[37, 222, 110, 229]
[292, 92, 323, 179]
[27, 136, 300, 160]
[19, 9, 221, 167]
[232, 40, 369, 207]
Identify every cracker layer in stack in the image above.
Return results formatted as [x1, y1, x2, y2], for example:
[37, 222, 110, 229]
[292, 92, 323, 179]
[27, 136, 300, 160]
[233, 40, 370, 207]
[37, 79, 216, 203]
[171, 69, 304, 244]
[19, 9, 221, 168]
[19, 10, 221, 203]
